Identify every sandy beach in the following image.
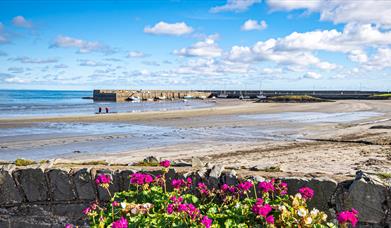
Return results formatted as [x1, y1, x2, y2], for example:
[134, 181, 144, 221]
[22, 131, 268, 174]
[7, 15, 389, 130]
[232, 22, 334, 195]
[1, 99, 391, 178]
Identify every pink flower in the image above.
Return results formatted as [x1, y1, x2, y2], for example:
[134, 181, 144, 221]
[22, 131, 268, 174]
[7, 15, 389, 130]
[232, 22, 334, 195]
[112, 201, 120, 207]
[238, 181, 253, 192]
[82, 206, 91, 215]
[299, 187, 314, 200]
[201, 215, 213, 228]
[197, 182, 209, 195]
[258, 180, 275, 193]
[252, 202, 272, 217]
[111, 217, 128, 228]
[337, 209, 359, 227]
[160, 160, 171, 168]
[95, 174, 111, 185]
[130, 173, 154, 185]
[186, 177, 192, 187]
[172, 179, 185, 189]
[278, 182, 288, 195]
[167, 204, 174, 214]
[65, 224, 73, 228]
[266, 215, 274, 224]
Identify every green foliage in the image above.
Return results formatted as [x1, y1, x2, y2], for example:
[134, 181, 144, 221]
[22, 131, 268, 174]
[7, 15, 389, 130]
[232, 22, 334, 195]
[84, 171, 342, 228]
[15, 158, 36, 166]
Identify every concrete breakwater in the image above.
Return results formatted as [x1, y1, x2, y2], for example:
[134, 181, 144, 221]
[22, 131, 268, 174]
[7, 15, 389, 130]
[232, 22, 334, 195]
[93, 89, 391, 101]
[93, 90, 212, 102]
[0, 165, 390, 227]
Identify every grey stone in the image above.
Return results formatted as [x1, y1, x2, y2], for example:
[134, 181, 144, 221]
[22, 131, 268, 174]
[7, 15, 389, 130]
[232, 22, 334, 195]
[95, 169, 120, 201]
[208, 165, 224, 188]
[0, 170, 23, 205]
[280, 176, 337, 216]
[47, 169, 76, 201]
[72, 168, 96, 200]
[13, 168, 48, 202]
[221, 170, 238, 186]
[192, 157, 204, 168]
[173, 160, 191, 167]
[336, 172, 390, 225]
[52, 203, 89, 221]
[120, 170, 135, 191]
[143, 156, 159, 164]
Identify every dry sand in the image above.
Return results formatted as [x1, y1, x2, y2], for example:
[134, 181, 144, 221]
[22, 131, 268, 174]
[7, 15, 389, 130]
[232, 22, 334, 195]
[1, 100, 391, 178]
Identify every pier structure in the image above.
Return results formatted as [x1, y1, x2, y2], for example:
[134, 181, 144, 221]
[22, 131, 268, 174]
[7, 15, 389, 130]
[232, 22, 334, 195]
[93, 89, 390, 102]
[93, 89, 212, 102]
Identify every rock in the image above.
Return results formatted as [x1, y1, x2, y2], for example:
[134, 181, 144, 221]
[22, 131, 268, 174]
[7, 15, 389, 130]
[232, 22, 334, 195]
[173, 160, 191, 167]
[52, 203, 89, 221]
[46, 169, 76, 201]
[197, 167, 208, 179]
[119, 170, 135, 191]
[336, 171, 390, 225]
[13, 168, 48, 202]
[0, 170, 23, 205]
[95, 169, 120, 201]
[71, 168, 96, 201]
[280, 176, 338, 217]
[250, 164, 281, 172]
[192, 157, 204, 168]
[208, 165, 224, 188]
[221, 170, 238, 186]
[143, 156, 159, 164]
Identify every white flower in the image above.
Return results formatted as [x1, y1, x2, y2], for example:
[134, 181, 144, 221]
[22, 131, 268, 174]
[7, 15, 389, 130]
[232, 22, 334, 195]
[297, 207, 307, 217]
[310, 208, 319, 216]
[121, 202, 127, 209]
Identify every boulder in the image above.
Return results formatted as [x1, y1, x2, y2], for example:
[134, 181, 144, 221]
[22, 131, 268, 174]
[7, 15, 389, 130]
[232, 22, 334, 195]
[221, 170, 238, 186]
[71, 168, 96, 201]
[95, 169, 120, 201]
[192, 157, 204, 168]
[336, 172, 390, 225]
[0, 170, 23, 205]
[13, 168, 48, 202]
[208, 165, 224, 188]
[47, 169, 76, 201]
[143, 156, 159, 164]
[173, 160, 191, 167]
[280, 176, 338, 216]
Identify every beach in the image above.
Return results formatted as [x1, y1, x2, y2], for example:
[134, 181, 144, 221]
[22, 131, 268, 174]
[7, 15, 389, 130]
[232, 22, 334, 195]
[1, 99, 391, 178]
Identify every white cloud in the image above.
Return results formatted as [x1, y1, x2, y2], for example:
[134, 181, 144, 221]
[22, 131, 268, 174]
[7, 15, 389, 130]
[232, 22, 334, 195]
[267, 0, 321, 11]
[241, 19, 267, 31]
[363, 48, 391, 70]
[267, 0, 391, 26]
[210, 0, 261, 13]
[12, 16, 33, 28]
[144, 21, 193, 36]
[9, 56, 58, 64]
[348, 50, 368, 63]
[303, 72, 322, 79]
[78, 59, 109, 67]
[127, 51, 146, 58]
[5, 76, 31, 83]
[174, 35, 222, 58]
[51, 35, 113, 54]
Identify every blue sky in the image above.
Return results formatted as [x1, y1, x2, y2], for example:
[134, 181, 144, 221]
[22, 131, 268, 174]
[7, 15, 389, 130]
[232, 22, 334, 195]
[1, 0, 391, 91]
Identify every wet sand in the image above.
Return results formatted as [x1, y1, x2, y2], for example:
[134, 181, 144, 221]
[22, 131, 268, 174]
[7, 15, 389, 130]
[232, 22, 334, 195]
[1, 100, 391, 177]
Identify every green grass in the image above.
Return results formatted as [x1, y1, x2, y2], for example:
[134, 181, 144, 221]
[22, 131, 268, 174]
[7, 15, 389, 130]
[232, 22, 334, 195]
[132, 161, 159, 166]
[268, 95, 329, 103]
[372, 93, 391, 97]
[376, 172, 391, 180]
[15, 158, 37, 166]
[261, 166, 282, 172]
[79, 160, 109, 166]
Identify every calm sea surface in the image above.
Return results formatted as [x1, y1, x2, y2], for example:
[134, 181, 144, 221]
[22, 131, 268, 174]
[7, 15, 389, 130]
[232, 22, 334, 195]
[0, 90, 214, 118]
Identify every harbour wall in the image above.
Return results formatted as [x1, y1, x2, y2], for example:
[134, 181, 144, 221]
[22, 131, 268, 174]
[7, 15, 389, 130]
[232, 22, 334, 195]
[0, 165, 390, 227]
[93, 89, 391, 101]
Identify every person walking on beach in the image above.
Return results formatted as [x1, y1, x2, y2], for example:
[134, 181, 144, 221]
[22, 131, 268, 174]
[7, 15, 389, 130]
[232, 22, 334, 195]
[98, 107, 102, 113]
[105, 107, 109, 113]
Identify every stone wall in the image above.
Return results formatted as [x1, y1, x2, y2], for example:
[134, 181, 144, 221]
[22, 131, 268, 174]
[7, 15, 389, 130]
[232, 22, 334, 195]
[0, 165, 390, 227]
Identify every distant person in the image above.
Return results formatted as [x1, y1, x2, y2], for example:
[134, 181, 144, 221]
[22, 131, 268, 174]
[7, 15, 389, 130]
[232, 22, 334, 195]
[98, 107, 102, 113]
[105, 107, 109, 113]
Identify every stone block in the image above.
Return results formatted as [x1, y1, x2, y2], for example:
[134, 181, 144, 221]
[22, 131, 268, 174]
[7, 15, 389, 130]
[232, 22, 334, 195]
[47, 169, 76, 201]
[0, 170, 23, 205]
[72, 168, 96, 201]
[13, 168, 48, 202]
[95, 169, 120, 201]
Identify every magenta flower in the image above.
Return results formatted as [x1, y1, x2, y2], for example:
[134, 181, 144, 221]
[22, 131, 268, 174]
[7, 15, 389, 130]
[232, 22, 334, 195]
[172, 179, 185, 189]
[337, 209, 359, 227]
[95, 174, 111, 186]
[160, 160, 171, 168]
[238, 181, 253, 192]
[277, 182, 288, 195]
[299, 187, 314, 200]
[266, 215, 274, 224]
[197, 182, 210, 195]
[82, 206, 91, 215]
[65, 224, 73, 228]
[111, 217, 128, 228]
[252, 199, 272, 218]
[112, 201, 120, 207]
[201, 215, 213, 228]
[130, 173, 154, 185]
[167, 204, 174, 214]
[258, 180, 275, 193]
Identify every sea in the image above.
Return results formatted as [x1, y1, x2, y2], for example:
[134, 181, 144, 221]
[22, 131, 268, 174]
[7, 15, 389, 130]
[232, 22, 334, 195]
[0, 90, 214, 118]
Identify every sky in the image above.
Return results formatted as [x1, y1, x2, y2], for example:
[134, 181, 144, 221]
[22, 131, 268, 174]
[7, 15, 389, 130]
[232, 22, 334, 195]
[1, 0, 391, 91]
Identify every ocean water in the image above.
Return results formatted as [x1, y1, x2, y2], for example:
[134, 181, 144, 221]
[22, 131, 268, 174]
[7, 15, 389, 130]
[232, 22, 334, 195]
[0, 90, 214, 118]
